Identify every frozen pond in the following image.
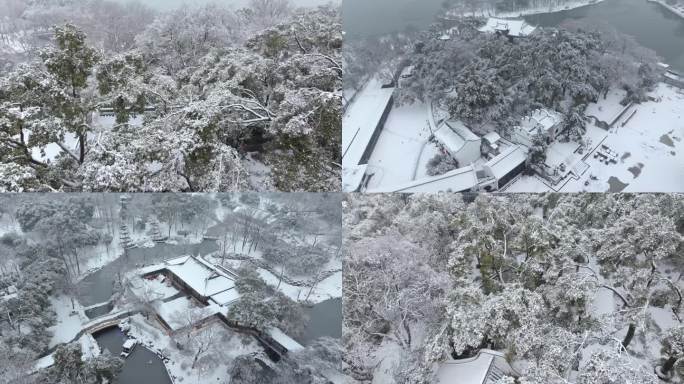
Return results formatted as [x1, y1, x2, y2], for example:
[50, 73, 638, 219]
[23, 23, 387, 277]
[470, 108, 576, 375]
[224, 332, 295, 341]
[78, 239, 219, 308]
[93, 327, 172, 384]
[525, 0, 684, 73]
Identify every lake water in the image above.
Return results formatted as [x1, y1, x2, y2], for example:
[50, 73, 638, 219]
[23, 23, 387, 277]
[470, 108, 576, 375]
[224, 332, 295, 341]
[525, 0, 684, 73]
[299, 297, 342, 345]
[93, 327, 172, 384]
[344, 0, 684, 72]
[343, 0, 447, 39]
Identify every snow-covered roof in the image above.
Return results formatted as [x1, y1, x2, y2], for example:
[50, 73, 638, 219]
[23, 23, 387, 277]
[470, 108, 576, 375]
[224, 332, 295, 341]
[163, 255, 236, 298]
[209, 288, 240, 306]
[267, 327, 304, 352]
[342, 78, 395, 168]
[434, 120, 480, 153]
[479, 17, 537, 37]
[664, 71, 682, 81]
[483, 132, 501, 144]
[485, 145, 528, 180]
[370, 165, 479, 193]
[446, 120, 479, 141]
[436, 354, 493, 384]
[519, 109, 563, 134]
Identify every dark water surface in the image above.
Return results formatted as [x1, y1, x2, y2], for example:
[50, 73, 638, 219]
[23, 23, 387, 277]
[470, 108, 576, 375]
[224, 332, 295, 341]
[299, 297, 342, 345]
[343, 0, 447, 39]
[525, 0, 684, 73]
[93, 327, 172, 384]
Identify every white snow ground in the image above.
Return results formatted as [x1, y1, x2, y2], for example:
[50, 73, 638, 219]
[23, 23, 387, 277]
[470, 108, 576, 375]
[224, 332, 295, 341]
[47, 295, 88, 348]
[508, 83, 684, 192]
[365, 102, 433, 188]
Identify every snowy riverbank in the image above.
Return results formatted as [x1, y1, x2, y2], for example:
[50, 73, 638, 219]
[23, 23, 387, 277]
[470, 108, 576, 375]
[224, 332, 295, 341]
[446, 0, 606, 18]
[648, 0, 684, 19]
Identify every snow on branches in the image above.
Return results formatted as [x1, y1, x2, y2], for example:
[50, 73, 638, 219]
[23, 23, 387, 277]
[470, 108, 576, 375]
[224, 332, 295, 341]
[0, 3, 342, 191]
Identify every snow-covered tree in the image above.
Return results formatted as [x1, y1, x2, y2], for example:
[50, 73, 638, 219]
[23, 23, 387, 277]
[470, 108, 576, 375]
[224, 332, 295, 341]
[578, 350, 658, 384]
[658, 325, 684, 378]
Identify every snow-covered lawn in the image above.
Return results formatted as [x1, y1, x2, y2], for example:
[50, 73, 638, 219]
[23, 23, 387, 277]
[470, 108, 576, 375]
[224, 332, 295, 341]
[259, 265, 342, 304]
[47, 295, 88, 348]
[564, 84, 684, 192]
[209, 255, 342, 304]
[508, 83, 684, 192]
[128, 274, 180, 302]
[585, 89, 628, 124]
[365, 102, 433, 188]
[155, 296, 219, 331]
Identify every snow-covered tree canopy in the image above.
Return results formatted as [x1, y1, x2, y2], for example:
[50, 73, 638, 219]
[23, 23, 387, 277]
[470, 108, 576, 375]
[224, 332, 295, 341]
[343, 193, 684, 384]
[396, 19, 659, 138]
[0, 1, 341, 192]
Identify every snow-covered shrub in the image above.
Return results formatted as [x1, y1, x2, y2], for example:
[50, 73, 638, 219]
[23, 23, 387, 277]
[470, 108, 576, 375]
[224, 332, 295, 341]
[426, 152, 459, 176]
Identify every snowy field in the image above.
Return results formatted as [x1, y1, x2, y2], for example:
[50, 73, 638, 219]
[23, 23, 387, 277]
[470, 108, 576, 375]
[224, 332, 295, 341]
[47, 295, 88, 348]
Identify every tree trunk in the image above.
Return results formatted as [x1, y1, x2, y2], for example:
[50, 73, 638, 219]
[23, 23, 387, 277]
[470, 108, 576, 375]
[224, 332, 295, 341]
[622, 323, 636, 348]
[402, 319, 412, 347]
[73, 251, 81, 274]
[662, 356, 678, 375]
[191, 347, 204, 369]
[277, 267, 284, 290]
[78, 133, 85, 164]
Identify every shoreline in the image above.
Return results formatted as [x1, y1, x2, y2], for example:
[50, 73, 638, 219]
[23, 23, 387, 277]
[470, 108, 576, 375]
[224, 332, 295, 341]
[444, 0, 607, 19]
[647, 0, 684, 19]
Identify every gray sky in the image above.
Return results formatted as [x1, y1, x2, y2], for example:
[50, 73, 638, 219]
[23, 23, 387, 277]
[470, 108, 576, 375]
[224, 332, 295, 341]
[113, 0, 339, 11]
